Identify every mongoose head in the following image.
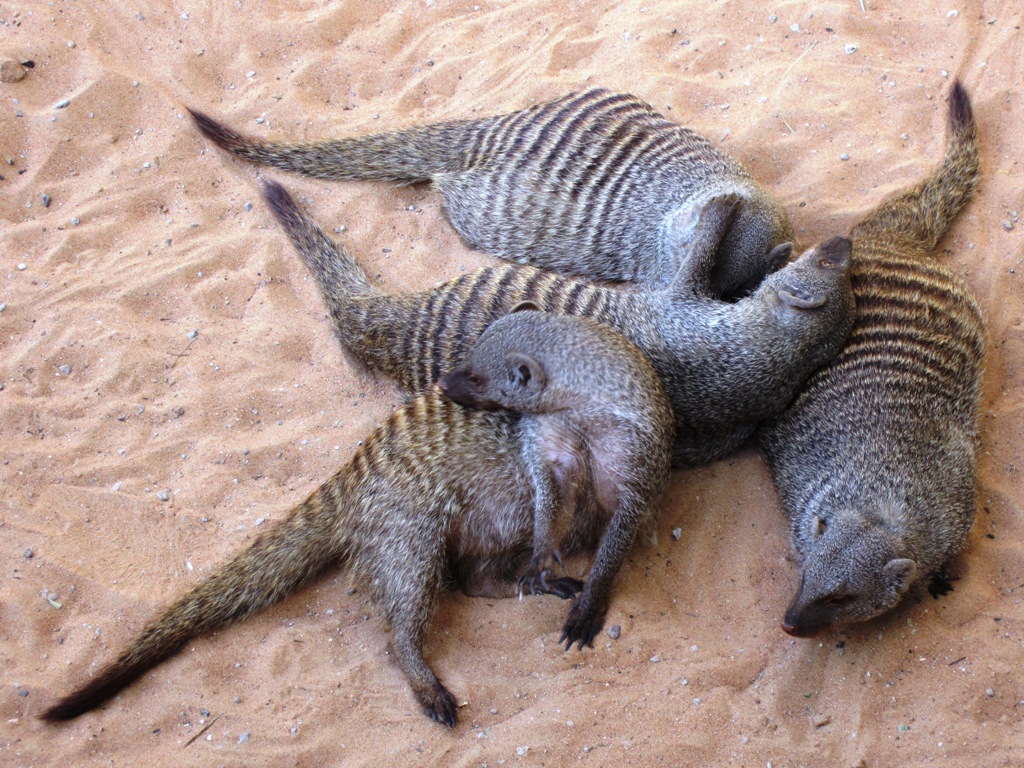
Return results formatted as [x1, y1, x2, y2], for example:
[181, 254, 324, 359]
[438, 306, 558, 414]
[782, 512, 917, 637]
[757, 236, 855, 353]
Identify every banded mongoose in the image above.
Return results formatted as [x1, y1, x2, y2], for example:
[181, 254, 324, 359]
[757, 79, 985, 637]
[189, 87, 795, 298]
[261, 179, 855, 467]
[40, 311, 672, 728]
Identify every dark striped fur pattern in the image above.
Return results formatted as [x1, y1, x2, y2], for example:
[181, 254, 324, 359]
[758, 79, 985, 637]
[190, 88, 794, 298]
[41, 312, 672, 728]
[264, 180, 855, 468]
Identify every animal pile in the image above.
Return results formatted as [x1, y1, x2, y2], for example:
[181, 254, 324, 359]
[42, 81, 983, 727]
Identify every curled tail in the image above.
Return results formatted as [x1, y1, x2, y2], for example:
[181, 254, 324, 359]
[189, 108, 485, 182]
[852, 79, 979, 252]
[40, 479, 351, 721]
[262, 179, 382, 310]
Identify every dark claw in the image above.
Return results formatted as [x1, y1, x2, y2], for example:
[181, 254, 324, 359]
[559, 601, 606, 651]
[426, 686, 458, 728]
[928, 566, 958, 599]
[518, 569, 584, 600]
[543, 576, 584, 600]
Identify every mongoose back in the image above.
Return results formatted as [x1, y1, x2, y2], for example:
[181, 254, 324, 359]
[262, 180, 854, 467]
[190, 88, 795, 298]
[40, 311, 672, 728]
[757, 80, 984, 637]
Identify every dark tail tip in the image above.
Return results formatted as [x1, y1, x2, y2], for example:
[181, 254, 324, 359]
[261, 178, 299, 227]
[40, 684, 114, 722]
[188, 107, 247, 150]
[947, 78, 973, 134]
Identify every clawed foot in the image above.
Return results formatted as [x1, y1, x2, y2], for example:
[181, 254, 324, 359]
[517, 569, 584, 600]
[559, 600, 607, 651]
[928, 567, 958, 599]
[423, 682, 458, 728]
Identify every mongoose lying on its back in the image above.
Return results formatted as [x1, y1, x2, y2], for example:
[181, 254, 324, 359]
[40, 311, 672, 728]
[757, 80, 984, 637]
[261, 180, 855, 467]
[190, 88, 795, 298]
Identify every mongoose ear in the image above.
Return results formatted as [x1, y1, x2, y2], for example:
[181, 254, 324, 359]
[777, 283, 827, 309]
[816, 236, 852, 270]
[811, 516, 826, 538]
[505, 352, 546, 390]
[884, 558, 917, 594]
[509, 301, 543, 314]
[766, 242, 794, 272]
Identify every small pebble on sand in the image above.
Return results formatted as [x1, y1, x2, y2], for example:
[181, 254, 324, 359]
[607, 625, 621, 639]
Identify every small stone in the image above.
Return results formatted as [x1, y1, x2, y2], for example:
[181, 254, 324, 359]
[54, 98, 71, 109]
[238, 732, 250, 744]
[649, 655, 660, 663]
[23, 548, 33, 559]
[58, 364, 71, 375]
[71, 217, 80, 226]
[692, 697, 701, 705]
[841, 153, 850, 161]
[156, 490, 170, 501]
[17, 263, 26, 271]
[671, 527, 682, 541]
[188, 329, 199, 341]
[790, 23, 800, 32]
[67, 41, 76, 48]
[200, 708, 210, 718]
[489, 707, 498, 715]
[769, 14, 777, 23]
[0, 303, 6, 312]
[244, 202, 253, 211]
[0, 57, 30, 83]
[986, 688, 995, 698]
[255, 517, 265, 526]
[1003, 220, 1013, 231]
[844, 44, 859, 54]
[607, 625, 621, 640]
[41, 194, 51, 207]
[135, 404, 145, 415]
[17, 688, 28, 697]
[113, 481, 122, 491]
[516, 746, 529, 756]
[246, 70, 256, 78]
[946, 9, 959, 17]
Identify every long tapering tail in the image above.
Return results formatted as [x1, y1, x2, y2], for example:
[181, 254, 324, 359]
[40, 479, 350, 721]
[262, 179, 382, 302]
[851, 79, 979, 252]
[189, 108, 482, 181]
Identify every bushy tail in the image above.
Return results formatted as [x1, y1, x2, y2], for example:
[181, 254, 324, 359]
[852, 79, 979, 252]
[262, 179, 383, 310]
[40, 479, 351, 721]
[189, 108, 482, 181]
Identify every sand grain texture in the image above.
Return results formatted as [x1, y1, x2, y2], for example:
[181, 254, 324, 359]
[2, 2, 1022, 766]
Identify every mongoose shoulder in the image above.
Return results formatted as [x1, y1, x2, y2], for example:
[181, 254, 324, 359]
[261, 179, 854, 467]
[40, 311, 672, 728]
[757, 79, 985, 637]
[190, 88, 794, 298]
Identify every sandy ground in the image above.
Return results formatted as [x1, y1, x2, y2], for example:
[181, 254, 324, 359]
[1, 1, 1022, 766]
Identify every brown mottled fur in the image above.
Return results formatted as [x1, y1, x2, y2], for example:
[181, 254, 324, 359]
[758, 79, 985, 637]
[189, 88, 794, 298]
[41, 313, 672, 728]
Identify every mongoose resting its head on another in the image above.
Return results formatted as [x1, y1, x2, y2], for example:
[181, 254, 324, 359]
[190, 87, 795, 298]
[260, 180, 854, 467]
[40, 311, 672, 728]
[757, 79, 984, 637]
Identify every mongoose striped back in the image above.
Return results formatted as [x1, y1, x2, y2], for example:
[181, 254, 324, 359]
[191, 88, 793, 296]
[758, 80, 984, 637]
